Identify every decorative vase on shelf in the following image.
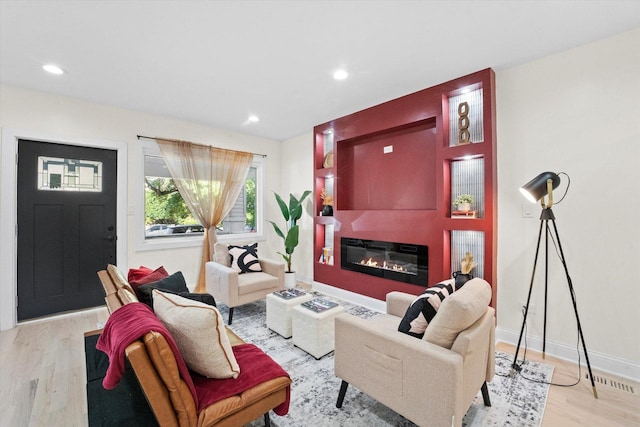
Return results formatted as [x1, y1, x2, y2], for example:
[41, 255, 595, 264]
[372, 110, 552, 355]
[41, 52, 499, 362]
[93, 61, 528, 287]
[322, 205, 333, 216]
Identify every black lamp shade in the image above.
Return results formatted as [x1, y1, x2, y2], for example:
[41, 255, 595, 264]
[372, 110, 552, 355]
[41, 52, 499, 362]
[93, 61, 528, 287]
[519, 171, 560, 203]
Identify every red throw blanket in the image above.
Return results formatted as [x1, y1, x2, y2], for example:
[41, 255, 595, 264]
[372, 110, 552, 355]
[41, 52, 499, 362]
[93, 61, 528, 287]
[192, 343, 291, 415]
[96, 302, 198, 407]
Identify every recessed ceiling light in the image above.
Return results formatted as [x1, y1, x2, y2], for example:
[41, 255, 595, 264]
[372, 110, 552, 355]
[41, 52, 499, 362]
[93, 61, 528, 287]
[248, 115, 259, 123]
[43, 64, 65, 75]
[333, 69, 349, 80]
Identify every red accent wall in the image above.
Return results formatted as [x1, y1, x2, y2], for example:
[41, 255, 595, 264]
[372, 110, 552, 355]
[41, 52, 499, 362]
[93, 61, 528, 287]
[313, 69, 497, 308]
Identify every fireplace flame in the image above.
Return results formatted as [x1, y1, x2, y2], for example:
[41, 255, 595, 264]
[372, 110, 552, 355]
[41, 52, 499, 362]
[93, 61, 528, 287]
[359, 258, 407, 272]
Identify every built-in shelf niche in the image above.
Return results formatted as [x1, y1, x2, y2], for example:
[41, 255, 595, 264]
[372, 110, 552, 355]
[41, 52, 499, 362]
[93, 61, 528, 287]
[316, 129, 336, 214]
[450, 230, 485, 278]
[450, 157, 484, 218]
[315, 220, 335, 265]
[448, 87, 484, 147]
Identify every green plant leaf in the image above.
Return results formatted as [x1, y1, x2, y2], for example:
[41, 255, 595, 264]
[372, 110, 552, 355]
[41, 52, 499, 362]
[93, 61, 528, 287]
[269, 220, 285, 240]
[290, 203, 302, 223]
[274, 192, 290, 222]
[276, 251, 291, 263]
[271, 190, 310, 273]
[284, 225, 299, 255]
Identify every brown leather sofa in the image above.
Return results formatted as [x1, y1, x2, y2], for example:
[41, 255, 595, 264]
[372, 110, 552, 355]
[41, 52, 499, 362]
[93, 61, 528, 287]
[96, 265, 291, 427]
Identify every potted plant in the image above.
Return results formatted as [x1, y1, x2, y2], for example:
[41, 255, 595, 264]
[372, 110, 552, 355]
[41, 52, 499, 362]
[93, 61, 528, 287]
[320, 188, 334, 216]
[454, 194, 474, 212]
[269, 190, 311, 288]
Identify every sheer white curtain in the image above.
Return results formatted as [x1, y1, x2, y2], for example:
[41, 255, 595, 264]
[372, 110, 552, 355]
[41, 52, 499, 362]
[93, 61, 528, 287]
[156, 138, 253, 292]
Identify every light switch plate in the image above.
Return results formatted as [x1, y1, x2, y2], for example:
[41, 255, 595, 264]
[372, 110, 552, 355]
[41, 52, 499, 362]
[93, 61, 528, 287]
[522, 203, 534, 218]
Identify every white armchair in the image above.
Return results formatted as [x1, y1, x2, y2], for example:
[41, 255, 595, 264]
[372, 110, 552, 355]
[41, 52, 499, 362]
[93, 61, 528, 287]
[205, 242, 285, 324]
[335, 278, 495, 427]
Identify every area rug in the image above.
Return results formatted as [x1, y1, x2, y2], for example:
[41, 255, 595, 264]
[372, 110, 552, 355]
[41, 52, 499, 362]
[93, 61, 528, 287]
[221, 294, 553, 427]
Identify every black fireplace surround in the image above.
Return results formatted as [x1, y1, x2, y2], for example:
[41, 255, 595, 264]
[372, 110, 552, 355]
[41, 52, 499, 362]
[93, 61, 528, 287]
[340, 238, 428, 286]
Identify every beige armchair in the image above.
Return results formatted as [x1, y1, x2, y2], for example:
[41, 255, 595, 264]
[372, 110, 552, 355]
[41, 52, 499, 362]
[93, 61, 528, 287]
[205, 242, 285, 324]
[335, 278, 495, 427]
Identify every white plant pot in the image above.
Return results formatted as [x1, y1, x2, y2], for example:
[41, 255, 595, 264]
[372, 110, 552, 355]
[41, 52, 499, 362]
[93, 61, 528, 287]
[457, 202, 471, 212]
[284, 272, 296, 289]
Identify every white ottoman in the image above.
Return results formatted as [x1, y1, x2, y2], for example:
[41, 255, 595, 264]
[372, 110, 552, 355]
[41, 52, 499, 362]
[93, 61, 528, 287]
[266, 291, 314, 338]
[292, 301, 345, 359]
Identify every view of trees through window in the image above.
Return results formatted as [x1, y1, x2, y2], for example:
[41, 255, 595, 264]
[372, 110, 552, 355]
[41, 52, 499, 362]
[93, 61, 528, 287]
[144, 156, 257, 238]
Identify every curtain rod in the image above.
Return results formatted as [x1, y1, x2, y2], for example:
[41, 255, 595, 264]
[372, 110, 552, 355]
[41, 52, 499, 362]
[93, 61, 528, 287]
[136, 134, 267, 158]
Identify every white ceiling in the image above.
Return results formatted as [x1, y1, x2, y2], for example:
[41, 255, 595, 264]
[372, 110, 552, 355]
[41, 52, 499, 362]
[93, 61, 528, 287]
[1, 0, 639, 141]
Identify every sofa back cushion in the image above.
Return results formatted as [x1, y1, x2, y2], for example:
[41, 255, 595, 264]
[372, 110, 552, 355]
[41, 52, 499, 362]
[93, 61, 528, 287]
[143, 331, 198, 426]
[214, 242, 231, 267]
[422, 278, 491, 349]
[117, 287, 139, 304]
[107, 264, 137, 296]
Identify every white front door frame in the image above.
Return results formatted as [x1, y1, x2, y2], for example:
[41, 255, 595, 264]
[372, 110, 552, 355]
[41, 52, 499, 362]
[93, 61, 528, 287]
[0, 128, 128, 330]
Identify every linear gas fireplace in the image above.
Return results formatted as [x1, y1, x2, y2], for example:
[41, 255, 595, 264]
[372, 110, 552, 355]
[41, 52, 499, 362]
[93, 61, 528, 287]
[340, 238, 428, 286]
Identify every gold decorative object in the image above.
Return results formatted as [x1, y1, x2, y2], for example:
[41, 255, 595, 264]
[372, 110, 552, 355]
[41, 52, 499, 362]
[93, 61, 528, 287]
[460, 252, 477, 274]
[320, 188, 334, 206]
[457, 102, 471, 145]
[323, 150, 334, 168]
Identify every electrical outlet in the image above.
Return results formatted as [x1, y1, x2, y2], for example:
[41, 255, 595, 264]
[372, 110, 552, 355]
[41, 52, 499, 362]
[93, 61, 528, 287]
[520, 302, 536, 315]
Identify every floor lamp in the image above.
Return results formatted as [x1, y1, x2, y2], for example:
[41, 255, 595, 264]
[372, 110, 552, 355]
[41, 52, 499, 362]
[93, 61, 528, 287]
[510, 171, 598, 399]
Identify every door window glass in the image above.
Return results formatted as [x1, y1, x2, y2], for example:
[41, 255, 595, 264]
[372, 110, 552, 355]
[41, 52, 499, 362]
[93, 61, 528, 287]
[38, 156, 102, 192]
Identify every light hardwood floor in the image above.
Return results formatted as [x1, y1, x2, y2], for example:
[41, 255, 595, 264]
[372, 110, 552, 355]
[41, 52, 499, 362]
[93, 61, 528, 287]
[1, 309, 638, 426]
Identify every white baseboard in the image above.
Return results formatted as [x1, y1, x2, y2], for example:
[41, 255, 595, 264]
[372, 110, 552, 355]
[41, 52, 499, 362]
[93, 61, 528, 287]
[496, 327, 640, 382]
[311, 281, 386, 313]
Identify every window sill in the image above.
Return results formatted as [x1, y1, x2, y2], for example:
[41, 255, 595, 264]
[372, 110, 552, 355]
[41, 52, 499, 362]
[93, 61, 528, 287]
[134, 230, 266, 252]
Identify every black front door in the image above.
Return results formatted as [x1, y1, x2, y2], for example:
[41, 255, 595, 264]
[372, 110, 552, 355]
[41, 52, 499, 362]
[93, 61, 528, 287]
[17, 139, 117, 320]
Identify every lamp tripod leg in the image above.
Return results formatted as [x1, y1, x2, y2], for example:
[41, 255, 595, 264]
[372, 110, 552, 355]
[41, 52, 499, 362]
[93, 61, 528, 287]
[510, 218, 545, 377]
[549, 219, 598, 399]
[543, 221, 550, 360]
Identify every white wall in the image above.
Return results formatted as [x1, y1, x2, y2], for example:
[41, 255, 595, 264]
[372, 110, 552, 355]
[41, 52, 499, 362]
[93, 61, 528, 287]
[279, 132, 314, 283]
[279, 29, 640, 378]
[0, 85, 284, 328]
[495, 28, 640, 378]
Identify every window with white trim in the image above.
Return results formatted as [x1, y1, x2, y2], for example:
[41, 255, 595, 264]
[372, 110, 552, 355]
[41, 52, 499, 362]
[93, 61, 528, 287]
[136, 142, 265, 250]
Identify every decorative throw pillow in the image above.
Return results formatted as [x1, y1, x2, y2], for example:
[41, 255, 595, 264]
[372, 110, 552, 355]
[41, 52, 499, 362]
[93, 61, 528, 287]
[175, 292, 216, 308]
[398, 279, 456, 338]
[152, 290, 240, 379]
[137, 271, 190, 307]
[228, 243, 262, 274]
[127, 265, 153, 283]
[423, 278, 492, 349]
[128, 266, 170, 297]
